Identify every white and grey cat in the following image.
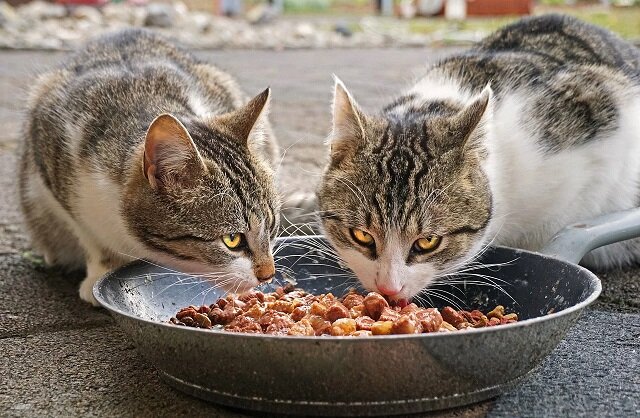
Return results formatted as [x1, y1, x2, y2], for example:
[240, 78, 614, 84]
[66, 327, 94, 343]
[19, 29, 281, 305]
[317, 15, 640, 301]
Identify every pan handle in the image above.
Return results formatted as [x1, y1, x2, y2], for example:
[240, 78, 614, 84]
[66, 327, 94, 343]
[540, 208, 640, 264]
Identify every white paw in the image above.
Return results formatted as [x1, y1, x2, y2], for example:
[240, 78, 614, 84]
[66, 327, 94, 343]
[79, 276, 101, 307]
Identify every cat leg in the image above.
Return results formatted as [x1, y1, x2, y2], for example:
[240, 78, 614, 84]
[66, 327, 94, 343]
[19, 171, 85, 270]
[78, 249, 127, 306]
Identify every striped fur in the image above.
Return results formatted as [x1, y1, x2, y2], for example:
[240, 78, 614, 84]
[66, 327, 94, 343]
[19, 29, 280, 305]
[317, 15, 640, 301]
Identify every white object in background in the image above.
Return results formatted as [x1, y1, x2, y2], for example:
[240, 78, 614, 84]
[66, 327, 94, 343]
[445, 0, 466, 20]
[418, 0, 444, 16]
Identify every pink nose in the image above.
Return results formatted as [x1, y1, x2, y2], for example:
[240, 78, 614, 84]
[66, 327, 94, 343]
[376, 283, 402, 296]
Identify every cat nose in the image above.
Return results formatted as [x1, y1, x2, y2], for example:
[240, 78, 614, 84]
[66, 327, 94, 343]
[376, 283, 402, 296]
[254, 261, 275, 282]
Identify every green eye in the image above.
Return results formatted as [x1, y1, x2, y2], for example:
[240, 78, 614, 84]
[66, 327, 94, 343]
[350, 228, 375, 247]
[222, 233, 245, 250]
[413, 235, 441, 253]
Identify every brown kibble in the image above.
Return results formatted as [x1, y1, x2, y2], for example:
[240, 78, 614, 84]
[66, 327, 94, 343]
[269, 300, 294, 314]
[310, 301, 328, 317]
[441, 306, 465, 327]
[194, 313, 212, 328]
[349, 305, 365, 319]
[244, 303, 265, 320]
[415, 308, 443, 332]
[379, 306, 401, 322]
[331, 318, 357, 335]
[342, 293, 365, 309]
[288, 319, 315, 336]
[487, 305, 505, 319]
[325, 302, 350, 322]
[176, 307, 197, 320]
[439, 321, 456, 332]
[351, 330, 372, 337]
[291, 306, 309, 322]
[473, 315, 489, 328]
[363, 293, 389, 320]
[227, 315, 262, 333]
[171, 289, 518, 336]
[307, 315, 332, 336]
[488, 317, 501, 326]
[503, 313, 518, 321]
[181, 316, 195, 326]
[355, 315, 375, 331]
[392, 315, 420, 334]
[399, 303, 420, 315]
[371, 321, 394, 335]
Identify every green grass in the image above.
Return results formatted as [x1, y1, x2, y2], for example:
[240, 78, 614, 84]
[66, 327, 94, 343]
[405, 6, 640, 40]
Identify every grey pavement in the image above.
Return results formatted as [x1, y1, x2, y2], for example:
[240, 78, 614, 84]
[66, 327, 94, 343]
[1, 48, 638, 417]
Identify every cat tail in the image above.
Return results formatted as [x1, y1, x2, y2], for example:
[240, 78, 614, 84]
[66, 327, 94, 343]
[279, 192, 319, 236]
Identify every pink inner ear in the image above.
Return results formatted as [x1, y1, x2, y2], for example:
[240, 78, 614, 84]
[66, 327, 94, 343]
[142, 114, 206, 190]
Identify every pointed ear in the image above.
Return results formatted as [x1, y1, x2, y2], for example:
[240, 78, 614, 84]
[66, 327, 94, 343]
[329, 76, 367, 163]
[143, 114, 207, 191]
[211, 87, 270, 146]
[448, 84, 493, 154]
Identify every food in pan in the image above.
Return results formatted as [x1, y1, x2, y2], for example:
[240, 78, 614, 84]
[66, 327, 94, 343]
[169, 285, 518, 336]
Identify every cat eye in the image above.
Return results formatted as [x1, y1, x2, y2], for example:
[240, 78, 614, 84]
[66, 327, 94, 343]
[222, 233, 246, 250]
[350, 228, 375, 247]
[412, 235, 442, 253]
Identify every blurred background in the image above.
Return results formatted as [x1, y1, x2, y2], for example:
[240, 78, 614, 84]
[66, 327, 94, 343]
[0, 0, 638, 50]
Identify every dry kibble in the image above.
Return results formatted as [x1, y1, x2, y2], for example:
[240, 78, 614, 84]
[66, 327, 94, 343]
[349, 304, 365, 319]
[363, 292, 389, 320]
[342, 292, 365, 309]
[379, 306, 401, 322]
[487, 305, 506, 319]
[325, 302, 350, 322]
[291, 306, 308, 322]
[440, 321, 457, 332]
[355, 315, 375, 331]
[310, 301, 328, 317]
[331, 318, 357, 335]
[288, 319, 315, 336]
[415, 308, 443, 332]
[194, 313, 212, 328]
[371, 321, 394, 335]
[391, 315, 420, 334]
[170, 287, 518, 336]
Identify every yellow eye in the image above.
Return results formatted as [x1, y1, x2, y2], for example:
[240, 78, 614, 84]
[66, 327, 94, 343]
[413, 235, 441, 253]
[350, 228, 375, 246]
[222, 233, 245, 250]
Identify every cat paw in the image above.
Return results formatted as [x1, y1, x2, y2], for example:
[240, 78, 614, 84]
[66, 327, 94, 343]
[79, 277, 101, 307]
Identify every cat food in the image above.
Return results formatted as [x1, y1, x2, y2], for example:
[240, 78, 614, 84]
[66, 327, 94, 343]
[169, 285, 518, 336]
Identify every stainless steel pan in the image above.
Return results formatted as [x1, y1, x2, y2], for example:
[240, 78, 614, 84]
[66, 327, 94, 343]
[94, 209, 640, 416]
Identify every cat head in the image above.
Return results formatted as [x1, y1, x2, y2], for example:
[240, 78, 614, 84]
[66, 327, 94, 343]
[317, 78, 494, 301]
[123, 88, 279, 292]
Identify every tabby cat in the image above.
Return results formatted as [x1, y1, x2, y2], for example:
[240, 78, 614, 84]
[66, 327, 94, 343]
[317, 15, 640, 301]
[19, 29, 280, 305]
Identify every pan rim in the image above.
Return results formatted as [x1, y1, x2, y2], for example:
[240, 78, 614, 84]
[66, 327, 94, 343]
[94, 241, 602, 342]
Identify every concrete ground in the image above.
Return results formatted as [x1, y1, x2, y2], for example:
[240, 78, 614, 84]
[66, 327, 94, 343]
[1, 48, 638, 417]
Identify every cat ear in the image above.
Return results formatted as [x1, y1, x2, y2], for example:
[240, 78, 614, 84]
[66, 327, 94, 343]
[143, 114, 207, 191]
[449, 84, 493, 153]
[330, 76, 367, 163]
[211, 87, 270, 146]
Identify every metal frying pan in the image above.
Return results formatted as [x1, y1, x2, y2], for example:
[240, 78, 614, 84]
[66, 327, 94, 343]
[94, 209, 640, 416]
